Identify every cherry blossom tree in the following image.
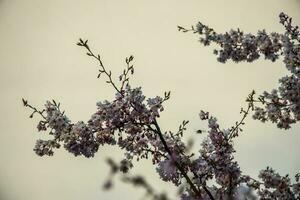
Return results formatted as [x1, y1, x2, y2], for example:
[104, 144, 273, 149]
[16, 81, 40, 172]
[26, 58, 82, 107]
[23, 12, 299, 200]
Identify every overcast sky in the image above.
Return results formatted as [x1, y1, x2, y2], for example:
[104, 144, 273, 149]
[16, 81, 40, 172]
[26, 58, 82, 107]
[0, 0, 300, 200]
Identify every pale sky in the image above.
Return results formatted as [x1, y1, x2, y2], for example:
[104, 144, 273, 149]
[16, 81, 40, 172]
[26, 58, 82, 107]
[0, 0, 300, 200]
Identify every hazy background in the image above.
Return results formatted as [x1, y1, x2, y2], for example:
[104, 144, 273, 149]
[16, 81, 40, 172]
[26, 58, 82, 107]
[0, 0, 300, 199]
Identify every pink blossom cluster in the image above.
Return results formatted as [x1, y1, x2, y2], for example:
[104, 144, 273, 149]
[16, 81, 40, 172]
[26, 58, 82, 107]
[27, 85, 169, 159]
[180, 12, 300, 130]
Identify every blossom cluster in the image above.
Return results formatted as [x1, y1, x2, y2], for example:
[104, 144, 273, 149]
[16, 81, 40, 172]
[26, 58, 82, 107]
[25, 85, 170, 159]
[180, 12, 300, 130]
[257, 167, 299, 199]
